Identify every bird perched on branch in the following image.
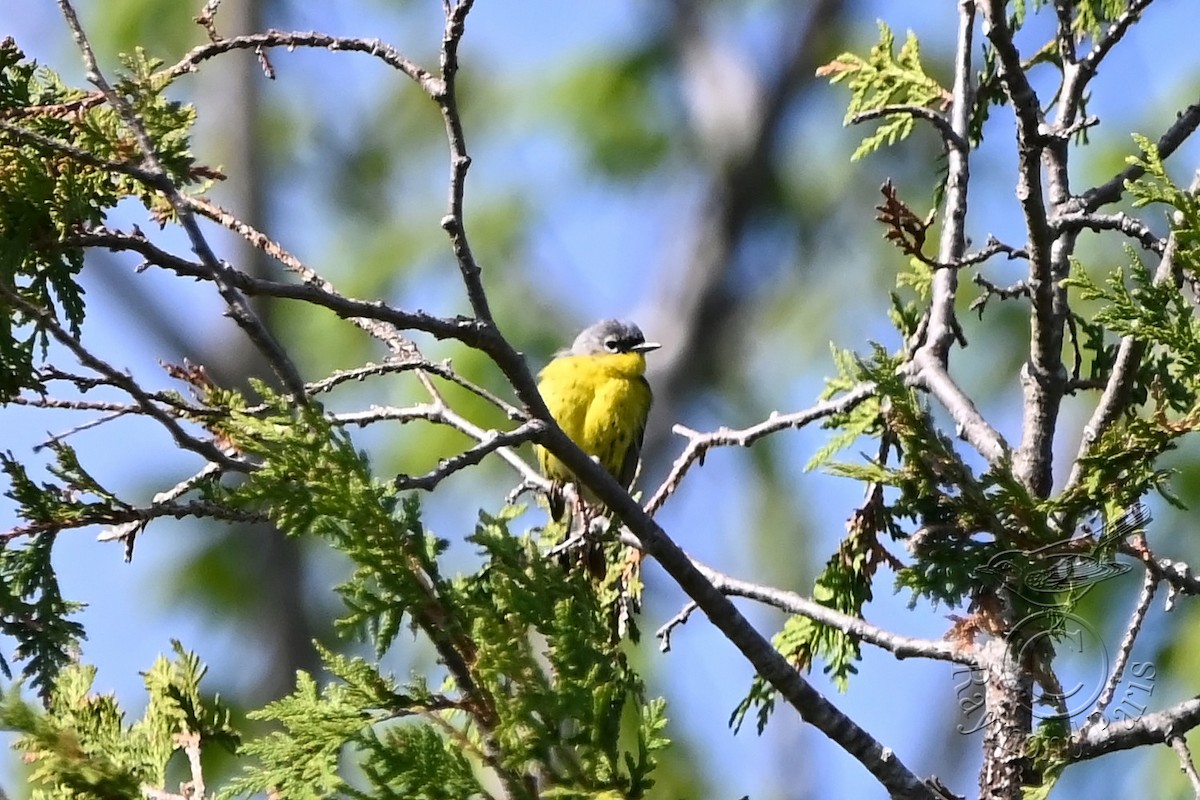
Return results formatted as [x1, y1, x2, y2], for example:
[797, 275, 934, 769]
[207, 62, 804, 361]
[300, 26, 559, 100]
[535, 319, 660, 518]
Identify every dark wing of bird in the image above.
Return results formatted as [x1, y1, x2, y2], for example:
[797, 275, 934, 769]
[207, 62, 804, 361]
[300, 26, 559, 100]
[616, 376, 651, 490]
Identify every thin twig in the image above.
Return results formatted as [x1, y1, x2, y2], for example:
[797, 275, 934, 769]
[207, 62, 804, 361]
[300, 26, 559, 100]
[394, 420, 543, 491]
[851, 105, 967, 154]
[71, 227, 493, 349]
[970, 274, 1030, 318]
[654, 551, 980, 665]
[165, 30, 437, 94]
[948, 236, 1029, 270]
[1072, 697, 1200, 761]
[2, 500, 265, 542]
[56, 0, 310, 403]
[1076, 0, 1156, 99]
[1082, 564, 1158, 732]
[36, 410, 130, 449]
[12, 394, 169, 415]
[904, 1, 1009, 468]
[0, 284, 246, 473]
[1083, 103, 1200, 211]
[644, 382, 877, 516]
[656, 600, 700, 652]
[1122, 539, 1200, 603]
[1053, 211, 1165, 254]
[1064, 184, 1191, 493]
[183, 199, 425, 361]
[307, 358, 520, 419]
[194, 0, 223, 42]
[333, 400, 544, 488]
[1170, 735, 1200, 799]
[177, 730, 206, 800]
[97, 463, 226, 545]
[433, 1, 493, 326]
[306, 361, 427, 395]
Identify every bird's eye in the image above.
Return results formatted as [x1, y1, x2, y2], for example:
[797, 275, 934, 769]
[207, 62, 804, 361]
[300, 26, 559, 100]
[604, 338, 619, 352]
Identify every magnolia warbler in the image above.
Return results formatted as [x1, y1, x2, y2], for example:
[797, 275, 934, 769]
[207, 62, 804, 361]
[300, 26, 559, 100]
[535, 319, 659, 516]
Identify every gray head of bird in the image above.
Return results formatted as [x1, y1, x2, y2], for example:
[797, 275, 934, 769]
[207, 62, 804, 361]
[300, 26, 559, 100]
[567, 319, 661, 356]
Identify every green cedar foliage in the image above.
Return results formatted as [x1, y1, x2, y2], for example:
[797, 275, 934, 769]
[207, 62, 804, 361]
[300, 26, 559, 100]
[1056, 138, 1200, 517]
[0, 443, 105, 697]
[1, 377, 670, 796]
[0, 42, 203, 401]
[0, 643, 236, 800]
[818, 22, 948, 162]
[211, 385, 666, 797]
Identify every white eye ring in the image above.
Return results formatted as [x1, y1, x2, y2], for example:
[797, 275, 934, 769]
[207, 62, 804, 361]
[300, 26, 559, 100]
[605, 339, 619, 352]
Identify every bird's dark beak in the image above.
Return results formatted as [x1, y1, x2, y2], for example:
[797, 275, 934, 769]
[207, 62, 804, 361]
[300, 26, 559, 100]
[632, 341, 661, 353]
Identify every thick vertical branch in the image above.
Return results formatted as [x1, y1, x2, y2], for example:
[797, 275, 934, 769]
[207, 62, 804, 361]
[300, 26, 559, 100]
[978, 640, 1033, 800]
[909, 0, 1009, 465]
[919, 7, 1046, 797]
[979, 0, 1063, 496]
[928, 0, 975, 356]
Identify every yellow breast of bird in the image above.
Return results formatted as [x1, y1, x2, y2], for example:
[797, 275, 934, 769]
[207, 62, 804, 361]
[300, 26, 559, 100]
[536, 351, 651, 487]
